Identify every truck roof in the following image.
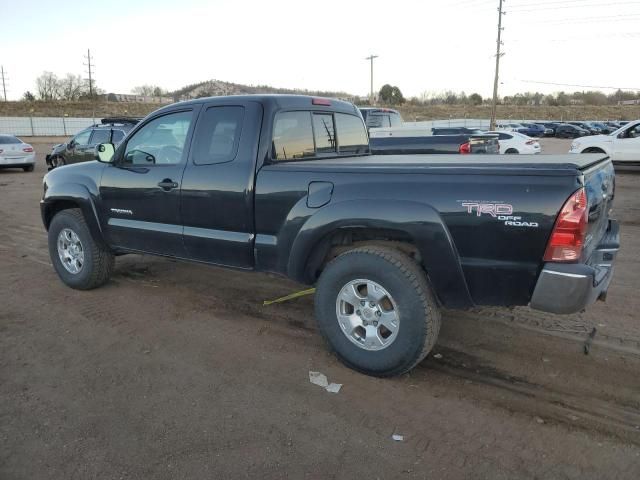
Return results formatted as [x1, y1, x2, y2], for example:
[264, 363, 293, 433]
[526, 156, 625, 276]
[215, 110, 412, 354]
[153, 94, 361, 116]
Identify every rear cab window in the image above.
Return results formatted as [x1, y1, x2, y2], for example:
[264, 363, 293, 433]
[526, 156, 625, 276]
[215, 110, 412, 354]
[272, 111, 368, 161]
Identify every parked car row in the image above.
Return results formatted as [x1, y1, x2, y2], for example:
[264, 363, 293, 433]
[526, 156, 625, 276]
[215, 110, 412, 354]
[497, 120, 630, 138]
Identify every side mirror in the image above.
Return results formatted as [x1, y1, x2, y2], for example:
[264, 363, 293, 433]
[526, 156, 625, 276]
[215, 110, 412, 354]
[67, 140, 75, 149]
[97, 143, 115, 163]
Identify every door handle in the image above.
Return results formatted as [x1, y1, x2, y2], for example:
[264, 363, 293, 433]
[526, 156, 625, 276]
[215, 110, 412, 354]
[157, 179, 179, 191]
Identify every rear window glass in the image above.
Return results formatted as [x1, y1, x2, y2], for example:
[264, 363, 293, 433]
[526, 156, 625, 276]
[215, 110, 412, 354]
[367, 114, 391, 128]
[272, 111, 314, 161]
[312, 113, 336, 155]
[389, 113, 402, 127]
[0, 135, 21, 144]
[192, 106, 244, 165]
[335, 113, 368, 154]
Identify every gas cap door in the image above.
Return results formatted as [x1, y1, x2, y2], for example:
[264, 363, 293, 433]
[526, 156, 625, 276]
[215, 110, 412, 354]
[307, 181, 334, 208]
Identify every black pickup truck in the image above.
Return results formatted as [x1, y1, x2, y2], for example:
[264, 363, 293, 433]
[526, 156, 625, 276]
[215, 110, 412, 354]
[41, 95, 619, 377]
[359, 107, 499, 155]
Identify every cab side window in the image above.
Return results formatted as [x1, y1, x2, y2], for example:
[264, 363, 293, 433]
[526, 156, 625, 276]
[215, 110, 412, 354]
[192, 106, 244, 165]
[123, 111, 193, 165]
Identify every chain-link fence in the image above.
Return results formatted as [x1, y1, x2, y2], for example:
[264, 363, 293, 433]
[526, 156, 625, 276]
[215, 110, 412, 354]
[0, 116, 97, 136]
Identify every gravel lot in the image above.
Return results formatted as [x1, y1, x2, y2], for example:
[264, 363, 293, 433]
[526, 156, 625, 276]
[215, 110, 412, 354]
[1, 138, 639, 479]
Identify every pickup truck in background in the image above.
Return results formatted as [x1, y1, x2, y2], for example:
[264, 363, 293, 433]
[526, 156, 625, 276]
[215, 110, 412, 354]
[360, 107, 499, 155]
[41, 95, 619, 377]
[570, 119, 640, 164]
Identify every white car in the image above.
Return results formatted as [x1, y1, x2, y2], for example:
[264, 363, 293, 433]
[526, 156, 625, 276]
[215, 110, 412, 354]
[569, 120, 640, 164]
[485, 131, 541, 154]
[0, 135, 36, 172]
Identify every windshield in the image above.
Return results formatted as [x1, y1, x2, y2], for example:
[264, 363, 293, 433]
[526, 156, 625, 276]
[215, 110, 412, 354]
[609, 121, 638, 136]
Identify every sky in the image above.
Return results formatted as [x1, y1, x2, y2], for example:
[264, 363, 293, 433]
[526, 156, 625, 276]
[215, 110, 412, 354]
[1, 0, 639, 101]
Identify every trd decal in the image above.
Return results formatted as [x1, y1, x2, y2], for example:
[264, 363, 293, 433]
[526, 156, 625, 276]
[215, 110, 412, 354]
[460, 202, 538, 228]
[462, 202, 512, 217]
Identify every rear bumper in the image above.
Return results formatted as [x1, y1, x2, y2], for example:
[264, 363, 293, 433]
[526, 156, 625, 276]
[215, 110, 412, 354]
[0, 154, 35, 167]
[530, 219, 620, 314]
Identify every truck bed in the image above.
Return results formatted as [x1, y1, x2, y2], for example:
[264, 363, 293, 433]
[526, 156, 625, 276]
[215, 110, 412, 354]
[270, 153, 610, 176]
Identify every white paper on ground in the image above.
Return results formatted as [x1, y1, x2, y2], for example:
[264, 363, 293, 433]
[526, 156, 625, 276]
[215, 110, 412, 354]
[309, 371, 342, 393]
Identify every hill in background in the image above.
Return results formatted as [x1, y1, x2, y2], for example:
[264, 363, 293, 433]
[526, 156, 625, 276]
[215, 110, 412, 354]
[172, 79, 357, 102]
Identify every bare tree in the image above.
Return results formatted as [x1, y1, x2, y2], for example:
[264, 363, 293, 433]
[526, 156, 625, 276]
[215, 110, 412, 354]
[59, 74, 86, 100]
[36, 71, 61, 100]
[132, 85, 166, 97]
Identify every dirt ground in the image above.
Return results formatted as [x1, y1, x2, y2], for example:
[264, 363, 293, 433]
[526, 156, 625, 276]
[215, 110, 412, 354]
[1, 138, 639, 479]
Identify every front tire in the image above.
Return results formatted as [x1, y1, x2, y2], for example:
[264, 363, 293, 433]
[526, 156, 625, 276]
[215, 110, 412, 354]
[48, 208, 114, 290]
[314, 246, 441, 377]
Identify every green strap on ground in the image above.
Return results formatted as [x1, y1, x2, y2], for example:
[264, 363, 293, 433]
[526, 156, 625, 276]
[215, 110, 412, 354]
[263, 288, 316, 306]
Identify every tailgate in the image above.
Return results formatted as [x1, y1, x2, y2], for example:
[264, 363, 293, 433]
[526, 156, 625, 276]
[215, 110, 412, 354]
[582, 159, 615, 259]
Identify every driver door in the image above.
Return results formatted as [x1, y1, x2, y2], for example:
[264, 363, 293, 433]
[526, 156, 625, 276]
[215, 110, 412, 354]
[614, 123, 640, 162]
[99, 108, 199, 256]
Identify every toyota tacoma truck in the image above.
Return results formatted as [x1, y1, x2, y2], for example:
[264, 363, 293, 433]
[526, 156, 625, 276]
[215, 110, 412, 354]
[569, 119, 640, 165]
[41, 95, 619, 377]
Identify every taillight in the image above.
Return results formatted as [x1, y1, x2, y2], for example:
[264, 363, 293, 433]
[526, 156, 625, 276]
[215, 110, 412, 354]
[23, 147, 34, 152]
[543, 188, 588, 262]
[459, 142, 471, 154]
[525, 140, 536, 145]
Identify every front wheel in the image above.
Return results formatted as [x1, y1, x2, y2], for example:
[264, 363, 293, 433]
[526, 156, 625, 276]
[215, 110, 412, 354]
[48, 208, 114, 290]
[314, 246, 441, 377]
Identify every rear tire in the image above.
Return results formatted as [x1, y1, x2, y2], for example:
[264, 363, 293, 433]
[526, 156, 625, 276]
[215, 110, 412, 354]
[48, 208, 114, 290]
[505, 148, 519, 154]
[314, 246, 441, 377]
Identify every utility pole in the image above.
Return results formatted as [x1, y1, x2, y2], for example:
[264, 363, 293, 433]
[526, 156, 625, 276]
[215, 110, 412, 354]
[490, 0, 505, 130]
[1, 66, 7, 101]
[83, 49, 95, 97]
[365, 54, 378, 105]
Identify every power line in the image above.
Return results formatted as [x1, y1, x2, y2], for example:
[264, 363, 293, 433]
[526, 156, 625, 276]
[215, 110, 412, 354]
[490, 0, 505, 130]
[510, 2, 640, 13]
[510, 0, 635, 6]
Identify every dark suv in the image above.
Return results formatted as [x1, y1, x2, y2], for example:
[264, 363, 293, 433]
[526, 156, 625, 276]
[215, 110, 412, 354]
[555, 124, 589, 138]
[46, 117, 140, 169]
